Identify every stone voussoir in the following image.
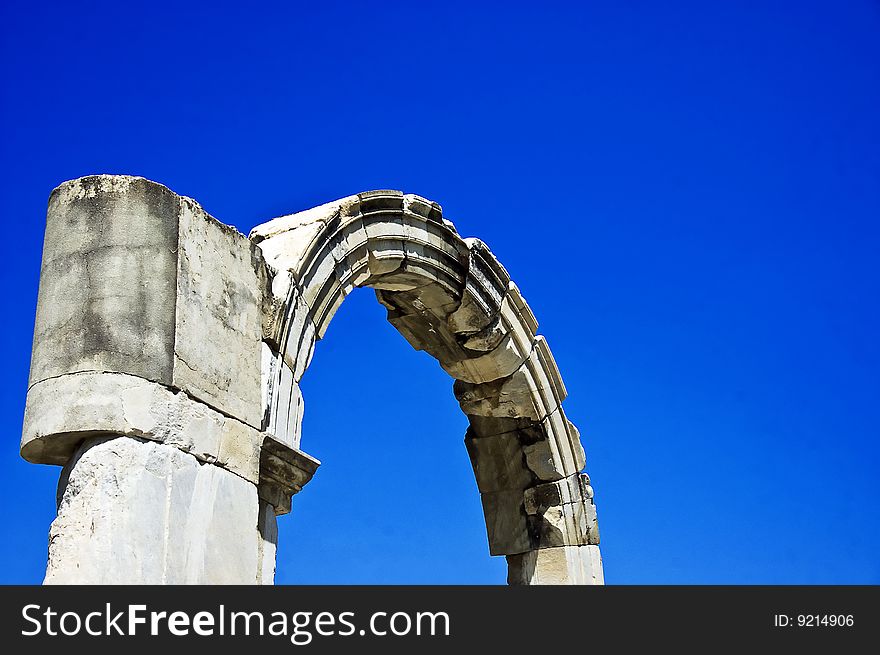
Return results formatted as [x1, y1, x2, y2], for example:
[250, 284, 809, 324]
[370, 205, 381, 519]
[464, 427, 535, 494]
[441, 282, 539, 384]
[447, 238, 511, 335]
[524, 473, 599, 548]
[452, 335, 566, 420]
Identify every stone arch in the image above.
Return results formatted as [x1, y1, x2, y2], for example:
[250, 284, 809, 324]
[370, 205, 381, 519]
[21, 176, 602, 585]
[251, 191, 603, 584]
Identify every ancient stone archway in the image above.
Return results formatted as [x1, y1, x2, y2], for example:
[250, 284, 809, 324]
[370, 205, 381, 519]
[22, 176, 602, 585]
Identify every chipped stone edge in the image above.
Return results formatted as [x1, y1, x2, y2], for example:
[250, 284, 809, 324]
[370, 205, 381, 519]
[21, 370, 319, 501]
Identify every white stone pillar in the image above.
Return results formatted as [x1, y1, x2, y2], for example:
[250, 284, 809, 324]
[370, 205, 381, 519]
[46, 436, 273, 584]
[507, 545, 604, 585]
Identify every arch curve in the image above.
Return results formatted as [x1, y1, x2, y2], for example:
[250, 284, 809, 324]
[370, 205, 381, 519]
[251, 190, 603, 585]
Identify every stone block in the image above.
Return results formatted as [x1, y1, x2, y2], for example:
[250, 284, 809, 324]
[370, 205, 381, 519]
[443, 283, 537, 384]
[45, 436, 265, 584]
[524, 474, 599, 547]
[465, 429, 534, 493]
[172, 196, 265, 428]
[453, 336, 566, 420]
[26, 175, 265, 468]
[447, 239, 510, 334]
[277, 287, 317, 382]
[479, 488, 531, 556]
[463, 406, 586, 484]
[30, 176, 179, 389]
[22, 371, 263, 484]
[258, 435, 320, 516]
[507, 545, 604, 585]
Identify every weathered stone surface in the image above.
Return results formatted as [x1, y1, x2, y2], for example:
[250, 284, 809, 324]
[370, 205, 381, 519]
[479, 489, 531, 556]
[464, 414, 537, 437]
[445, 282, 538, 381]
[252, 198, 348, 281]
[441, 332, 530, 385]
[383, 295, 465, 364]
[521, 409, 586, 481]
[258, 435, 320, 516]
[45, 436, 266, 584]
[464, 408, 585, 486]
[465, 429, 534, 494]
[453, 336, 566, 421]
[283, 290, 318, 383]
[22, 371, 262, 484]
[30, 176, 179, 389]
[507, 545, 604, 585]
[524, 474, 599, 548]
[447, 239, 510, 334]
[172, 196, 265, 429]
[263, 356, 303, 449]
[27, 175, 265, 456]
[477, 473, 598, 556]
[523, 473, 593, 514]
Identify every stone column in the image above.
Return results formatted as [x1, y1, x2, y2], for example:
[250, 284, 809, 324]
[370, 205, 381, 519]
[46, 436, 276, 584]
[22, 176, 318, 584]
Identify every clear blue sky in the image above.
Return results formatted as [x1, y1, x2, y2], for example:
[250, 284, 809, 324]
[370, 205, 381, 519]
[1, 1, 878, 584]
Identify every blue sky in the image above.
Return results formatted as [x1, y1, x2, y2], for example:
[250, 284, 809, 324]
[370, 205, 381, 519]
[1, 1, 878, 584]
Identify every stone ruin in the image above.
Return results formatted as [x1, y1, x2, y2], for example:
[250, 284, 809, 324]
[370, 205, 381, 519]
[21, 175, 603, 585]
